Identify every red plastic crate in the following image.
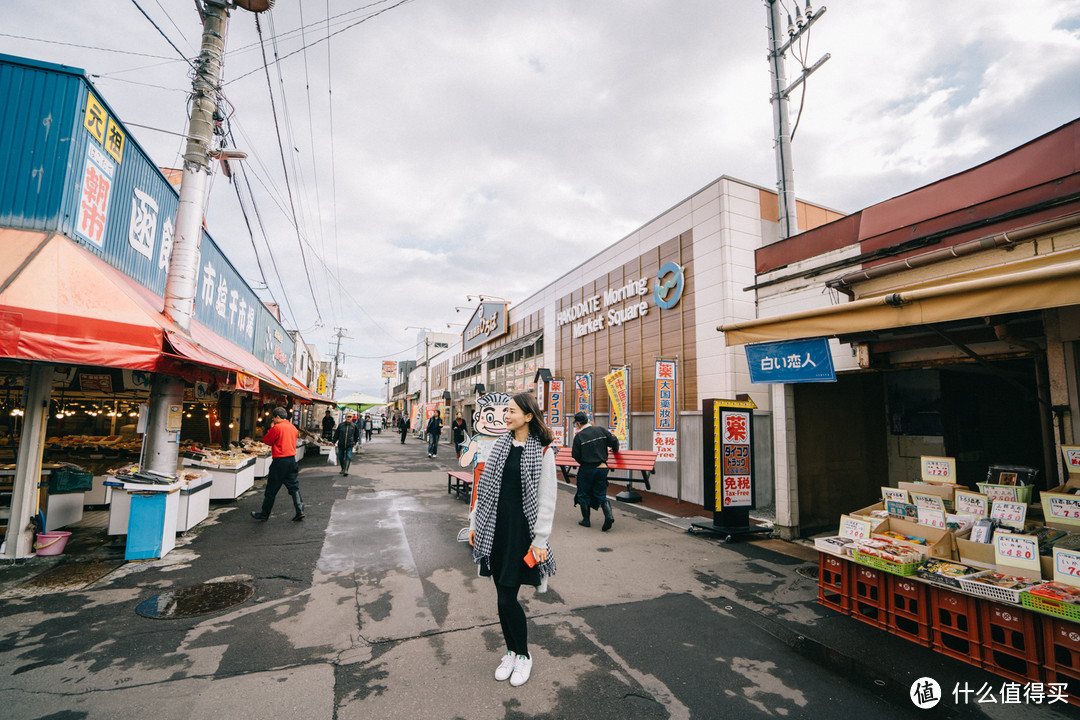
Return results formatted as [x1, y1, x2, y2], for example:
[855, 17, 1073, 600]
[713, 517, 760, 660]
[980, 600, 1041, 664]
[1042, 616, 1080, 675]
[851, 563, 887, 628]
[1042, 665, 1080, 708]
[817, 553, 851, 614]
[887, 574, 930, 625]
[932, 587, 980, 640]
[887, 613, 933, 647]
[982, 647, 1043, 685]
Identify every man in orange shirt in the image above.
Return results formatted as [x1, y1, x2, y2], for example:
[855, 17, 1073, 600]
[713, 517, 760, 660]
[251, 407, 305, 522]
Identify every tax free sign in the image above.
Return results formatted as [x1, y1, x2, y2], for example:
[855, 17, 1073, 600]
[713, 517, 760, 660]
[746, 337, 836, 384]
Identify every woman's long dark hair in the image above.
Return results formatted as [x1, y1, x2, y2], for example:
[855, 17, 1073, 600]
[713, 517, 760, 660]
[510, 392, 553, 446]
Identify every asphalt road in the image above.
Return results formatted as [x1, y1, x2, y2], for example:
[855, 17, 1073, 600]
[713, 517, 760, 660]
[0, 434, 1071, 719]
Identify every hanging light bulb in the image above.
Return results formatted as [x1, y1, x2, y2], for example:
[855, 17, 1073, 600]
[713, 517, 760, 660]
[214, 421, 221, 427]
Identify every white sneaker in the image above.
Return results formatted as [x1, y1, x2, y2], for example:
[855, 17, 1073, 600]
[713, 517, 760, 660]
[509, 654, 532, 687]
[494, 651, 516, 681]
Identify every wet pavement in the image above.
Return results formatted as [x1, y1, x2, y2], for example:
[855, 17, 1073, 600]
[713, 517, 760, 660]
[0, 435, 1072, 719]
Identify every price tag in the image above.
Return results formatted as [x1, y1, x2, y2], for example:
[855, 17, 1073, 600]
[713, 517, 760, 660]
[921, 455, 957, 483]
[916, 506, 947, 529]
[1047, 495, 1080, 522]
[954, 490, 989, 518]
[982, 484, 1019, 503]
[882, 487, 909, 505]
[1053, 547, 1080, 588]
[1062, 445, 1080, 476]
[909, 491, 946, 512]
[994, 533, 1041, 574]
[990, 500, 1027, 530]
[839, 515, 872, 541]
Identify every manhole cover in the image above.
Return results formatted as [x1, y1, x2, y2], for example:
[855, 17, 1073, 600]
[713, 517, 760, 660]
[136, 580, 254, 619]
[795, 566, 819, 581]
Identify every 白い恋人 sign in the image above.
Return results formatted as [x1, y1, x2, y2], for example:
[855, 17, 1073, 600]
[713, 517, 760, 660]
[746, 337, 835, 384]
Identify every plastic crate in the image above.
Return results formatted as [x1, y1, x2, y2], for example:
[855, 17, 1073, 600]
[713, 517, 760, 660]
[887, 613, 933, 647]
[851, 563, 887, 628]
[817, 552, 850, 615]
[851, 548, 919, 576]
[1022, 592, 1080, 623]
[1041, 615, 1080, 674]
[982, 647, 1043, 685]
[976, 482, 1034, 504]
[932, 586, 981, 640]
[1042, 666, 1080, 708]
[957, 573, 1038, 606]
[888, 574, 930, 625]
[980, 600, 1041, 662]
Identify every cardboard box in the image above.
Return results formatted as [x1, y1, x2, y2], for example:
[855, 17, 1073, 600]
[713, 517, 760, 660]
[849, 502, 888, 522]
[955, 531, 996, 570]
[1040, 477, 1080, 529]
[898, 481, 956, 510]
[872, 517, 954, 560]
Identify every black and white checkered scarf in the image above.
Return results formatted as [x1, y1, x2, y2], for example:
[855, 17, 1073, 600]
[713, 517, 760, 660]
[472, 433, 557, 580]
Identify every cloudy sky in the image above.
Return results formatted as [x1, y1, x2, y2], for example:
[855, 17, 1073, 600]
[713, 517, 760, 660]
[4, 1, 1080, 396]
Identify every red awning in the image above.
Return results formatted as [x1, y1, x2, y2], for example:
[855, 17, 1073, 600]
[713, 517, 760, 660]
[0, 229, 316, 402]
[0, 230, 166, 370]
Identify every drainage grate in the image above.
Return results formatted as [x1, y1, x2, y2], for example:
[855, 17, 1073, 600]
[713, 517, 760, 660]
[136, 580, 254, 619]
[795, 565, 819, 581]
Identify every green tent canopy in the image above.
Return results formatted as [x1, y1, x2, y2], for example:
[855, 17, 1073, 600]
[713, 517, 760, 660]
[336, 391, 389, 414]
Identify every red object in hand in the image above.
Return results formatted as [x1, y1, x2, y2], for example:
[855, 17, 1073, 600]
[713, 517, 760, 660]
[523, 550, 537, 568]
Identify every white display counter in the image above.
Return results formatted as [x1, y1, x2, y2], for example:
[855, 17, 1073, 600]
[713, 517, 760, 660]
[176, 475, 214, 531]
[84, 475, 114, 506]
[185, 457, 257, 500]
[104, 478, 183, 560]
[45, 491, 84, 531]
[253, 453, 271, 478]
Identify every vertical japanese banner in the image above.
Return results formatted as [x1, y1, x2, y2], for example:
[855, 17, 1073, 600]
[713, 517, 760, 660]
[653, 360, 677, 462]
[605, 368, 629, 441]
[548, 380, 565, 446]
[717, 407, 752, 508]
[76, 143, 115, 248]
[574, 373, 593, 422]
[410, 404, 422, 429]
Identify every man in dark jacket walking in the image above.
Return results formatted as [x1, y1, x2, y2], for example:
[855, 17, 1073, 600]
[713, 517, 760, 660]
[425, 411, 443, 457]
[571, 411, 619, 530]
[334, 414, 361, 475]
[321, 410, 335, 441]
[397, 415, 410, 444]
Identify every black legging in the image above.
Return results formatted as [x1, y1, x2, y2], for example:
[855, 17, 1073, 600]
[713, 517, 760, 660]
[495, 582, 528, 657]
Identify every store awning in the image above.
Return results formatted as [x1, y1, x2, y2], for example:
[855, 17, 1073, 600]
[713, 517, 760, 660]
[485, 330, 543, 362]
[0, 230, 166, 370]
[452, 357, 482, 374]
[718, 257, 1080, 346]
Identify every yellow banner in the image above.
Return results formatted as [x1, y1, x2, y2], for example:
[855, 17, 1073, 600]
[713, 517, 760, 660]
[604, 368, 629, 441]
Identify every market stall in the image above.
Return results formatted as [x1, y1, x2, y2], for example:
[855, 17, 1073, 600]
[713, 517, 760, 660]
[815, 452, 1080, 706]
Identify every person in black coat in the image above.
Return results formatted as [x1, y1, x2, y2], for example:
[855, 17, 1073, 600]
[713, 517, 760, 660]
[451, 412, 468, 458]
[321, 410, 335, 441]
[397, 415, 410, 444]
[334, 415, 361, 475]
[426, 411, 444, 457]
[571, 411, 619, 531]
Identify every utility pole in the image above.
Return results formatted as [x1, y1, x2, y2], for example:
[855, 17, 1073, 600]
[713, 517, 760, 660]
[142, 0, 272, 479]
[330, 327, 347, 401]
[765, 0, 829, 240]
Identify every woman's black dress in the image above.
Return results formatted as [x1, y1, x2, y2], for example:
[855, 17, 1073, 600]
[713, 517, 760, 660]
[487, 444, 541, 587]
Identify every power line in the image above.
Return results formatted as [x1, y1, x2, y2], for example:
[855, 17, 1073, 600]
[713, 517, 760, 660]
[0, 31, 178, 60]
[129, 0, 196, 69]
[225, 0, 419, 86]
[255, 15, 324, 321]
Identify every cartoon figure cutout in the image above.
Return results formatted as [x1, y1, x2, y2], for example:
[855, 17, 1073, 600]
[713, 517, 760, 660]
[459, 392, 511, 470]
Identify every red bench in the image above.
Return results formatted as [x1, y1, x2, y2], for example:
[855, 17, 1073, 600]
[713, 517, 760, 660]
[447, 470, 473, 501]
[552, 447, 658, 502]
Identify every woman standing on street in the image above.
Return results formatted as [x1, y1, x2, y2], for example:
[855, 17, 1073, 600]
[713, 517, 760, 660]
[468, 393, 557, 687]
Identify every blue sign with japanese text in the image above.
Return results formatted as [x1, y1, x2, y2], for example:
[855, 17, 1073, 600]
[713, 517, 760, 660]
[745, 337, 836, 384]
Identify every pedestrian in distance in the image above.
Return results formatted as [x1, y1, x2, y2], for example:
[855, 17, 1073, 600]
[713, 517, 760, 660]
[364, 414, 373, 442]
[468, 392, 557, 688]
[321, 409, 335, 441]
[335, 414, 361, 475]
[571, 411, 619, 531]
[452, 411, 468, 458]
[426, 410, 443, 457]
[251, 407, 305, 522]
[398, 414, 410, 444]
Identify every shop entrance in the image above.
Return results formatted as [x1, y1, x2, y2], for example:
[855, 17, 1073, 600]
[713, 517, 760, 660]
[794, 372, 889, 534]
[939, 359, 1045, 489]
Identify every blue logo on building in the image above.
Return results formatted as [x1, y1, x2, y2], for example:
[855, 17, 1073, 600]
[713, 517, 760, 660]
[654, 262, 685, 310]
